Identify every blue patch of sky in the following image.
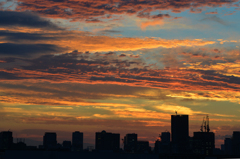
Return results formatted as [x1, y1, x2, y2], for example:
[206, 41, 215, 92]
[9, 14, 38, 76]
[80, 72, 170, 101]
[0, 0, 17, 10]
[116, 7, 240, 40]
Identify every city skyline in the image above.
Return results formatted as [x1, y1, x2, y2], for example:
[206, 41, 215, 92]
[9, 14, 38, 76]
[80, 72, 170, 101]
[0, 113, 236, 150]
[0, 0, 240, 150]
[1, 114, 240, 157]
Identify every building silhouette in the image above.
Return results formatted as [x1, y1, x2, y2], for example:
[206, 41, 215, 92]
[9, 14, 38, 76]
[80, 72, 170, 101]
[43, 132, 57, 150]
[95, 130, 120, 152]
[0, 131, 13, 150]
[5, 114, 240, 158]
[62, 141, 71, 150]
[232, 131, 240, 155]
[223, 138, 232, 155]
[192, 132, 215, 155]
[124, 133, 137, 153]
[136, 141, 150, 153]
[171, 114, 189, 154]
[155, 132, 170, 154]
[72, 131, 83, 151]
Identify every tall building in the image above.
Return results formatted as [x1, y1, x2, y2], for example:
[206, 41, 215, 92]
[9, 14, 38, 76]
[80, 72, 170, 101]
[232, 131, 240, 155]
[171, 114, 189, 154]
[43, 132, 57, 150]
[161, 132, 170, 145]
[224, 138, 232, 155]
[72, 131, 83, 151]
[155, 132, 170, 154]
[192, 132, 215, 155]
[0, 131, 13, 150]
[95, 130, 120, 152]
[124, 133, 137, 152]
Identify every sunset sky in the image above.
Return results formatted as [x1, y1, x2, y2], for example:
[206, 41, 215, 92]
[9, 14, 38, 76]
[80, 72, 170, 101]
[0, 0, 240, 148]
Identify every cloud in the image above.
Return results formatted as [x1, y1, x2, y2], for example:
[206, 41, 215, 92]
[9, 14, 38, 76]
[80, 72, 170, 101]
[1, 50, 240, 95]
[224, 11, 236, 16]
[140, 19, 165, 30]
[0, 22, 216, 54]
[200, 15, 228, 26]
[0, 74, 174, 107]
[46, 36, 216, 52]
[16, 0, 238, 22]
[0, 11, 61, 29]
[205, 11, 218, 15]
[155, 104, 204, 115]
[0, 43, 63, 56]
[99, 30, 121, 34]
[0, 30, 57, 42]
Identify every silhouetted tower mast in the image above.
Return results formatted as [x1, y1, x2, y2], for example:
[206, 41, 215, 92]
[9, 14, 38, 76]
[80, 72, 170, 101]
[206, 115, 210, 133]
[200, 115, 210, 132]
[200, 117, 205, 132]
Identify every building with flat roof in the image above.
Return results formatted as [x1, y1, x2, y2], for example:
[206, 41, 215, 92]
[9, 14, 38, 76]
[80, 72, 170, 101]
[95, 130, 120, 152]
[223, 138, 232, 155]
[192, 132, 215, 155]
[124, 133, 137, 153]
[155, 132, 171, 154]
[0, 131, 13, 150]
[43, 132, 57, 150]
[72, 131, 83, 151]
[232, 131, 240, 155]
[136, 141, 150, 153]
[171, 115, 189, 154]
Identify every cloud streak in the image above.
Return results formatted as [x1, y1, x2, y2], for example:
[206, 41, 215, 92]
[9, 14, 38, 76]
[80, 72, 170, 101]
[15, 0, 238, 22]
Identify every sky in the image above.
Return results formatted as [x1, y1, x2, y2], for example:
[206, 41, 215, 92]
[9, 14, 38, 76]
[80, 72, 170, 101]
[0, 0, 240, 148]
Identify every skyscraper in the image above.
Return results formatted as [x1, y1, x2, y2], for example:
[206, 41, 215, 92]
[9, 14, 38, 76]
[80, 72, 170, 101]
[43, 132, 57, 150]
[0, 131, 13, 150]
[161, 132, 170, 145]
[72, 131, 83, 151]
[224, 138, 232, 155]
[171, 114, 189, 153]
[155, 132, 170, 154]
[124, 133, 137, 152]
[232, 131, 240, 155]
[95, 130, 120, 152]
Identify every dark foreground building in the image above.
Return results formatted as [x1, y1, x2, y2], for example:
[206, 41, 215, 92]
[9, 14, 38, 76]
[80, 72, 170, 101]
[0, 131, 13, 150]
[136, 141, 150, 153]
[72, 131, 83, 151]
[232, 131, 240, 155]
[155, 132, 170, 154]
[124, 133, 137, 153]
[43, 132, 57, 150]
[95, 130, 120, 152]
[192, 132, 215, 155]
[171, 114, 189, 154]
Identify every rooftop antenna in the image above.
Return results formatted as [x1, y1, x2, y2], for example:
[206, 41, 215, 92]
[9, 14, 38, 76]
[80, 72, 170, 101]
[200, 117, 205, 132]
[206, 115, 210, 132]
[200, 115, 210, 132]
[204, 120, 207, 132]
[175, 106, 182, 115]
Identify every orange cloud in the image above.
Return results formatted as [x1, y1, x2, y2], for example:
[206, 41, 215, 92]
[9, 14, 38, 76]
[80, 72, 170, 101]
[206, 11, 218, 14]
[42, 34, 216, 52]
[140, 20, 165, 30]
[1, 27, 216, 52]
[15, 0, 238, 22]
[155, 104, 204, 115]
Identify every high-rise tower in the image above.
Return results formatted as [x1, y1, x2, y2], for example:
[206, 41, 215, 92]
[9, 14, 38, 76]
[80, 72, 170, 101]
[171, 114, 189, 153]
[72, 131, 83, 151]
